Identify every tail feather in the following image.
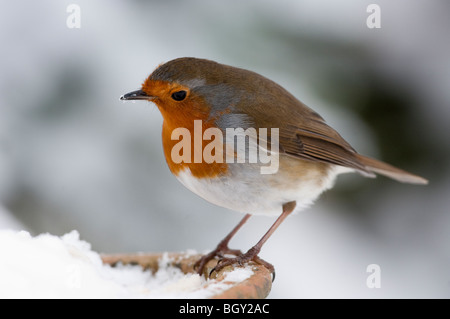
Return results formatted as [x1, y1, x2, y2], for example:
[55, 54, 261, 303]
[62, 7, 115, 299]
[355, 154, 428, 185]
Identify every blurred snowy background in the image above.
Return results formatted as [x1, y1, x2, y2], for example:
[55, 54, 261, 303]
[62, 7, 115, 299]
[1, 0, 449, 298]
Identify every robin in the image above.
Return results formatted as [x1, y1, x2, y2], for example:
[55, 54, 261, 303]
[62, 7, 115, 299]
[120, 57, 427, 278]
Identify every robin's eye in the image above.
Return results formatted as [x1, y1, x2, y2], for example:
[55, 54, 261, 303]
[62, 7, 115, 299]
[171, 90, 187, 101]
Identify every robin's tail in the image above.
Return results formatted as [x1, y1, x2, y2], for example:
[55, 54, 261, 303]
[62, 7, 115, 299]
[355, 154, 428, 185]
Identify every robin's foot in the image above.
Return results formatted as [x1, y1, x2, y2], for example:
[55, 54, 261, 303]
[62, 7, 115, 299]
[210, 246, 275, 281]
[194, 241, 243, 275]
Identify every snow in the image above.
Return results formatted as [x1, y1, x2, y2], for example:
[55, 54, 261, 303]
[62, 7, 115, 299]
[0, 230, 253, 299]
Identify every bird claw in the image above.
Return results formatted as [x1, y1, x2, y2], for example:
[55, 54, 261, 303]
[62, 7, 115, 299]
[209, 248, 276, 282]
[194, 245, 243, 276]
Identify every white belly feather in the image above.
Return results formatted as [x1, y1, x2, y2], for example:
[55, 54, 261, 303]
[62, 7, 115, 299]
[175, 159, 346, 216]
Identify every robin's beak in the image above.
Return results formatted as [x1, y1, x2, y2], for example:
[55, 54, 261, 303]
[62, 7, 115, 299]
[120, 89, 155, 101]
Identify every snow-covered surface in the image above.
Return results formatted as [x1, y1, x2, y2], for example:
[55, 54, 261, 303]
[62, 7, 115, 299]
[0, 230, 253, 299]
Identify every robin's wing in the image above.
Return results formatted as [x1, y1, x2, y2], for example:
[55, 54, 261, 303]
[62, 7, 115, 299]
[276, 105, 427, 184]
[277, 111, 374, 175]
[227, 80, 372, 174]
[213, 67, 426, 184]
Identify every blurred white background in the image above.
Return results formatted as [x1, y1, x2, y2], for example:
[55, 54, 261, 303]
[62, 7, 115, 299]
[1, 0, 449, 298]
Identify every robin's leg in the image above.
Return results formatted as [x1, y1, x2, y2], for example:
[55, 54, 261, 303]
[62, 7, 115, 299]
[195, 214, 251, 275]
[210, 201, 296, 281]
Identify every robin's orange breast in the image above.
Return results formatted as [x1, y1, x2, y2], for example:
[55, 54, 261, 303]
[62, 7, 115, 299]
[160, 118, 229, 179]
[142, 79, 229, 179]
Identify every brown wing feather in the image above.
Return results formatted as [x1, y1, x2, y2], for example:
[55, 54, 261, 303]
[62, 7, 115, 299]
[277, 113, 428, 184]
[279, 120, 373, 175]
